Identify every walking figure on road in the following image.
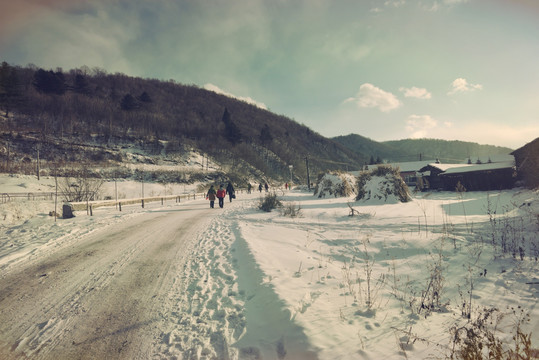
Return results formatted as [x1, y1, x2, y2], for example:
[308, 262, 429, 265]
[206, 185, 216, 208]
[226, 182, 235, 202]
[216, 184, 226, 208]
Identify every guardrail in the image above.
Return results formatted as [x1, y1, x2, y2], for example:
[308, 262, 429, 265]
[2, 188, 248, 215]
[70, 192, 207, 212]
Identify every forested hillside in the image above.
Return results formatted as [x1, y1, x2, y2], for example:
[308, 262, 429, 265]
[382, 138, 513, 163]
[0, 62, 364, 183]
[333, 134, 513, 164]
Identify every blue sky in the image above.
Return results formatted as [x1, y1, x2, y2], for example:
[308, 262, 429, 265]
[1, 0, 538, 149]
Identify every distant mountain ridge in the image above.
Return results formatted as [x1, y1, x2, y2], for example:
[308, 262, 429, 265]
[332, 134, 513, 164]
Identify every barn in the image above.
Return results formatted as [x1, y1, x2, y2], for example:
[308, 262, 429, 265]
[418, 155, 516, 191]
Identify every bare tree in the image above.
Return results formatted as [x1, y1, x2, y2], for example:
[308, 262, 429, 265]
[57, 164, 103, 202]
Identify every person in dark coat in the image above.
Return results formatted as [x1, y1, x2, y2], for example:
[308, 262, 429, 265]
[206, 185, 216, 208]
[226, 182, 235, 202]
[259, 183, 263, 193]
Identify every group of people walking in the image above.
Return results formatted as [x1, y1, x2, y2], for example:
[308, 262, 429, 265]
[206, 182, 235, 208]
[246, 182, 269, 194]
[207, 180, 283, 209]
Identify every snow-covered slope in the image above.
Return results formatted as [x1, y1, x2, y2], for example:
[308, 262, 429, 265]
[1, 173, 538, 359]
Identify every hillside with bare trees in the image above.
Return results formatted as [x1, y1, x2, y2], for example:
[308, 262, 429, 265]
[0, 62, 364, 184]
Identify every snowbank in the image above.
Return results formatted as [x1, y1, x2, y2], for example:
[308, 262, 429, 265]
[314, 171, 356, 198]
[356, 165, 411, 204]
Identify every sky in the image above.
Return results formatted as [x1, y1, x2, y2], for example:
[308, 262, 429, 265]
[1, 0, 538, 149]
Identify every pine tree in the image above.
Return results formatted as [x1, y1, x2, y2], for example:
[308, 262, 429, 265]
[33, 68, 66, 95]
[120, 94, 139, 111]
[0, 62, 22, 116]
[221, 108, 242, 145]
[259, 123, 273, 144]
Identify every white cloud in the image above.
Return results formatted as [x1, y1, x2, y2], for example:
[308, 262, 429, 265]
[203, 84, 267, 110]
[385, 0, 406, 7]
[406, 114, 437, 138]
[399, 86, 432, 99]
[344, 83, 402, 112]
[424, 0, 469, 12]
[448, 78, 483, 95]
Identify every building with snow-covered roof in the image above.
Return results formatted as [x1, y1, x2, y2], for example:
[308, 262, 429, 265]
[418, 156, 516, 191]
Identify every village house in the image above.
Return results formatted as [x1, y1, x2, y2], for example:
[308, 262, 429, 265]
[359, 154, 516, 192]
[418, 154, 516, 191]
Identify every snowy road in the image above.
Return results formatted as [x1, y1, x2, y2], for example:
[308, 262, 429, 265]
[0, 201, 213, 359]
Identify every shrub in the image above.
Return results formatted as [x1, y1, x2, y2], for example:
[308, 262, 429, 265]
[258, 192, 282, 212]
[281, 202, 301, 218]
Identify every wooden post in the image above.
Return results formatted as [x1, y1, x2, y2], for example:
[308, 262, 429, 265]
[119, 202, 122, 211]
[90, 205, 93, 216]
[142, 199, 144, 208]
[37, 148, 40, 180]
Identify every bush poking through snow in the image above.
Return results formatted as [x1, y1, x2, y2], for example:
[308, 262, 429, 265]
[258, 192, 282, 212]
[356, 165, 411, 203]
[281, 202, 302, 218]
[449, 308, 535, 360]
[314, 171, 356, 198]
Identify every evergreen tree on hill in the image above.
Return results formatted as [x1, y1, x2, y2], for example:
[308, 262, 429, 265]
[33, 68, 66, 95]
[221, 107, 242, 145]
[0, 62, 22, 116]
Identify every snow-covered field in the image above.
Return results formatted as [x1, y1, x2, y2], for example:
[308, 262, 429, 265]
[1, 174, 538, 359]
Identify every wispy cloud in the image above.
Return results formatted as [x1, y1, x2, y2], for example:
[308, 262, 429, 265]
[448, 78, 483, 95]
[204, 84, 267, 110]
[406, 114, 437, 138]
[423, 0, 469, 12]
[344, 83, 401, 112]
[399, 86, 432, 99]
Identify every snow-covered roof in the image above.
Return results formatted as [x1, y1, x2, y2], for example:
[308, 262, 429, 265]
[363, 160, 438, 173]
[441, 160, 515, 175]
[420, 163, 471, 172]
[420, 155, 515, 175]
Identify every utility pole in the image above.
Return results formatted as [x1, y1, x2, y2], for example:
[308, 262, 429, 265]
[141, 174, 145, 208]
[305, 156, 311, 191]
[288, 165, 293, 186]
[6, 142, 10, 173]
[36, 147, 40, 180]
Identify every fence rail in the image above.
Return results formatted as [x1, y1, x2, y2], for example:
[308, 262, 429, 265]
[1, 192, 57, 203]
[70, 193, 207, 212]
[2, 188, 248, 215]
[1, 191, 206, 207]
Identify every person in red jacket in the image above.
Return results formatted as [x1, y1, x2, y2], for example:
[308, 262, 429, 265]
[216, 184, 226, 208]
